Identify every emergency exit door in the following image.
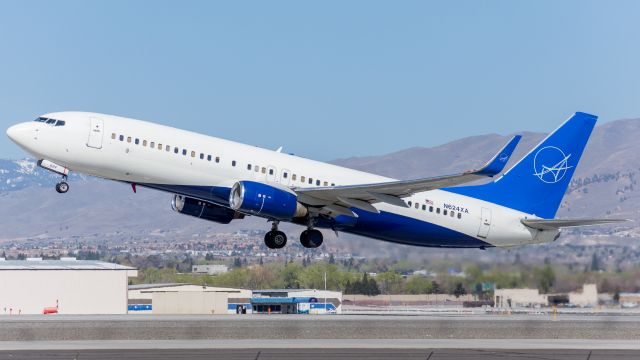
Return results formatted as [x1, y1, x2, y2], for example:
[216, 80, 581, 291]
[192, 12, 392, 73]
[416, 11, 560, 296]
[87, 117, 104, 149]
[477, 207, 492, 238]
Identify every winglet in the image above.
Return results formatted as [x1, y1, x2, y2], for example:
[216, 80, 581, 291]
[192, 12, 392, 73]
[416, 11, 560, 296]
[474, 135, 521, 176]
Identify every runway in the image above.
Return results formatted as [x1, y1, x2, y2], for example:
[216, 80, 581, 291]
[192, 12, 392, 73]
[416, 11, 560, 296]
[0, 314, 638, 359]
[0, 341, 639, 360]
[0, 314, 638, 341]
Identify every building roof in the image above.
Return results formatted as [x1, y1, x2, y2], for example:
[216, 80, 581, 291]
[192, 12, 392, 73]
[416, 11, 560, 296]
[0, 259, 136, 270]
[253, 289, 313, 293]
[129, 283, 192, 290]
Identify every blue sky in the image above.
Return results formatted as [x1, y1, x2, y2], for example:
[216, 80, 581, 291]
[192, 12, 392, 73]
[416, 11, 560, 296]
[1, 1, 639, 160]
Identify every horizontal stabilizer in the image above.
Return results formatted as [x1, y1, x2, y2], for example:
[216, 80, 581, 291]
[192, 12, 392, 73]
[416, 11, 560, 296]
[521, 218, 629, 230]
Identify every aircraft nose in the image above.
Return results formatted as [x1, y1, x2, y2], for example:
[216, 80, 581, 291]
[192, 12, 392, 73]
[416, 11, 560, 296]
[6, 122, 32, 145]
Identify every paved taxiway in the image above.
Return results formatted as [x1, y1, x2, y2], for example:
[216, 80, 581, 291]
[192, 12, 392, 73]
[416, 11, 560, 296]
[1, 314, 638, 359]
[0, 314, 638, 341]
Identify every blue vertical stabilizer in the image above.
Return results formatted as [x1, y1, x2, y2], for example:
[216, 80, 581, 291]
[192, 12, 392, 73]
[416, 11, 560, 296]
[445, 112, 597, 218]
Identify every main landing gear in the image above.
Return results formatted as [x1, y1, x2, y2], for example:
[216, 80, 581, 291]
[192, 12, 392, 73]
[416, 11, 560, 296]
[300, 229, 323, 248]
[55, 175, 69, 194]
[264, 222, 287, 249]
[263, 221, 324, 249]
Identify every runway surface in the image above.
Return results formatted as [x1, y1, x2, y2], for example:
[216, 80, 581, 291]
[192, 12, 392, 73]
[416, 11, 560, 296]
[1, 348, 639, 360]
[1, 314, 638, 359]
[0, 314, 638, 341]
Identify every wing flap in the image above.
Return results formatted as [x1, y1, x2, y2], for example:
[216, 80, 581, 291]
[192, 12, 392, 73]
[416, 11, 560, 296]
[521, 218, 629, 230]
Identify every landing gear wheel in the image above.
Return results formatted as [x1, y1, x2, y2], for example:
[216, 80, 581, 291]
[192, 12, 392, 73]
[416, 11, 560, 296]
[300, 229, 323, 248]
[264, 230, 287, 249]
[55, 181, 69, 194]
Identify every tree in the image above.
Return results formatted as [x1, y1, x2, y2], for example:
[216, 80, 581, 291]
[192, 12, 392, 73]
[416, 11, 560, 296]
[328, 254, 335, 264]
[405, 276, 431, 294]
[453, 282, 467, 298]
[591, 253, 601, 272]
[429, 280, 441, 294]
[233, 257, 242, 268]
[367, 276, 381, 296]
[534, 264, 556, 293]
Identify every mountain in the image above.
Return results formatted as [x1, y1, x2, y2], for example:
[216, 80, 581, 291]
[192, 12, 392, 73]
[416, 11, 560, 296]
[1, 118, 639, 259]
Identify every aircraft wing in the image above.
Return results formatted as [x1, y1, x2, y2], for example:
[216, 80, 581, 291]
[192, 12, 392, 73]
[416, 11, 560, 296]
[521, 218, 630, 230]
[295, 135, 521, 216]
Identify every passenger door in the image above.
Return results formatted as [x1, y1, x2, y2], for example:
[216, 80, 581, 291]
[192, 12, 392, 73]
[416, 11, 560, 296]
[477, 207, 492, 238]
[87, 117, 104, 149]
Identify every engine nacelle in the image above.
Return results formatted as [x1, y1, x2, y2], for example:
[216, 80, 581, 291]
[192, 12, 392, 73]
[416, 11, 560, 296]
[172, 195, 244, 224]
[229, 181, 307, 220]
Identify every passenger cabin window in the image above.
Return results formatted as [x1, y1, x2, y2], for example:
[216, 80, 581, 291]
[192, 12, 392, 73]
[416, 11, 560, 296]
[247, 164, 252, 170]
[119, 135, 124, 141]
[415, 203, 419, 209]
[215, 157, 220, 163]
[150, 142, 155, 148]
[262, 167, 266, 174]
[443, 209, 448, 216]
[174, 147, 179, 154]
[200, 153, 204, 160]
[127, 137, 132, 143]
[143, 140, 147, 147]
[422, 205, 426, 211]
[436, 208, 440, 214]
[429, 206, 433, 212]
[408, 201, 412, 207]
[283, 172, 288, 178]
[135, 138, 139, 145]
[331, 183, 335, 186]
[269, 169, 274, 175]
[292, 174, 297, 181]
[182, 149, 187, 156]
[232, 160, 236, 167]
[308, 178, 313, 184]
[323, 181, 328, 186]
[255, 166, 259, 172]
[316, 180, 320, 186]
[191, 151, 196, 158]
[207, 155, 212, 161]
[301, 176, 306, 183]
[451, 211, 455, 217]
[111, 133, 116, 140]
[457, 213, 462, 219]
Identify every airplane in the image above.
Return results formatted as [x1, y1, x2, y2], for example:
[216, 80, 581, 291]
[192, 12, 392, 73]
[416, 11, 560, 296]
[6, 111, 626, 249]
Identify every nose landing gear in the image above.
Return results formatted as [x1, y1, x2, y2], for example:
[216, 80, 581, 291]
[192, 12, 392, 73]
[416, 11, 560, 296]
[264, 221, 287, 249]
[55, 175, 69, 194]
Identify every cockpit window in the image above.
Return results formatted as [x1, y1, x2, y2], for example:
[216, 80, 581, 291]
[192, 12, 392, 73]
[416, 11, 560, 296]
[34, 117, 66, 126]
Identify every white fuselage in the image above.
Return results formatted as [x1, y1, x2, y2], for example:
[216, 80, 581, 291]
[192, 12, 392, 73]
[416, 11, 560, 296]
[6, 112, 555, 248]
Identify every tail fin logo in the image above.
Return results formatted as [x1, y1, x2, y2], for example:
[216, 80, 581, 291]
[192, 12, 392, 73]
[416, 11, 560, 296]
[533, 146, 573, 184]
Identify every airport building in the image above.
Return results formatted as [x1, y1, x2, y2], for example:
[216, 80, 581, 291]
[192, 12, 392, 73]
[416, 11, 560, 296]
[0, 258, 137, 314]
[192, 264, 229, 275]
[252, 289, 342, 314]
[494, 288, 548, 308]
[128, 283, 252, 314]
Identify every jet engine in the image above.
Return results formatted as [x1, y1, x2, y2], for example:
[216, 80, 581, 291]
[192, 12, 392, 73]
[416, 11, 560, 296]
[171, 195, 244, 224]
[229, 181, 307, 220]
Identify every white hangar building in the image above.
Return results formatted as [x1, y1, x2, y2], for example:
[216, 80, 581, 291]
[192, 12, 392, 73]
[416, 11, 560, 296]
[0, 258, 137, 315]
